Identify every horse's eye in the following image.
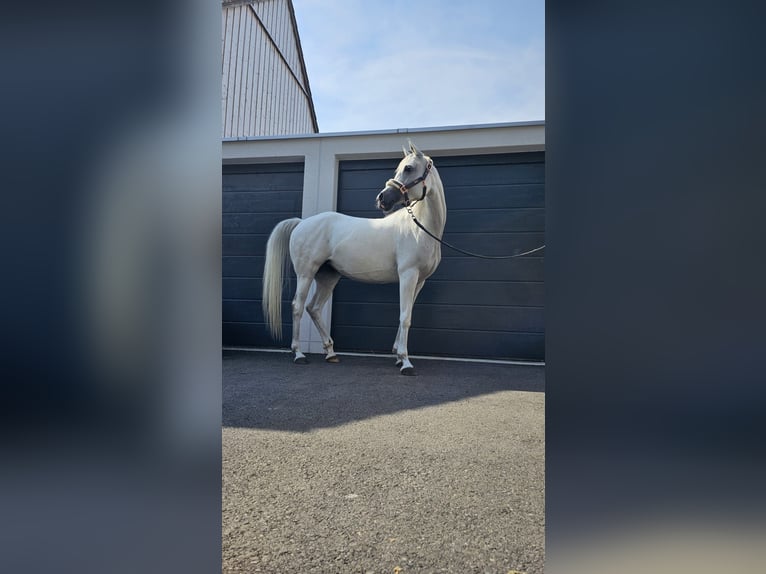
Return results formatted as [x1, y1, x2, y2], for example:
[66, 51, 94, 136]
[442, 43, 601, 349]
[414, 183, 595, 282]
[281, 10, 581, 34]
[404, 165, 412, 172]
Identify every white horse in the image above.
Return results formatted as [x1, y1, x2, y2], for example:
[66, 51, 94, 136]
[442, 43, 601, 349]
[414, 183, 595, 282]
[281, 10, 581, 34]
[262, 142, 445, 375]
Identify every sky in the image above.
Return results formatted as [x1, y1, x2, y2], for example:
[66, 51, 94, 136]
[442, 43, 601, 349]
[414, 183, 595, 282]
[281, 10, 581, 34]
[292, 0, 545, 133]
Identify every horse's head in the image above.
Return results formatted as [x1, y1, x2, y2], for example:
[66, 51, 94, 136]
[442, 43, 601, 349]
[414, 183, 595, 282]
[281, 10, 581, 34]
[376, 142, 433, 213]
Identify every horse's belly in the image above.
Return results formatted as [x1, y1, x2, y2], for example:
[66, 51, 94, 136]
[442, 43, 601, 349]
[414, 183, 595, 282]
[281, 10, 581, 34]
[330, 253, 399, 283]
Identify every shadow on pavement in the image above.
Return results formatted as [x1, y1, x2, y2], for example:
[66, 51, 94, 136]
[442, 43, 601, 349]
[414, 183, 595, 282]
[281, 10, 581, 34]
[223, 350, 544, 432]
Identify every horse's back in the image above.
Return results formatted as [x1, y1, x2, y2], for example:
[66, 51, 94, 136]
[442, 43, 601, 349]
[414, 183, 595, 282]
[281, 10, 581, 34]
[292, 211, 393, 248]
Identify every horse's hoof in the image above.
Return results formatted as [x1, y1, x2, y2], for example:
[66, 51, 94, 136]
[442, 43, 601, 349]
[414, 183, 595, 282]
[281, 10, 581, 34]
[294, 356, 308, 365]
[400, 366, 416, 376]
[325, 355, 340, 363]
[395, 359, 403, 367]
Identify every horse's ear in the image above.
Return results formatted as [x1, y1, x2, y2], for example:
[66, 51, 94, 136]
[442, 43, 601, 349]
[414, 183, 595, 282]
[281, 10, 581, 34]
[402, 144, 408, 157]
[409, 141, 423, 158]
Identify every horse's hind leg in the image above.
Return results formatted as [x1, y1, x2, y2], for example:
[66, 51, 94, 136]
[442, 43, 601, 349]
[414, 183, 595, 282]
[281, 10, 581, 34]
[306, 265, 342, 363]
[290, 274, 314, 364]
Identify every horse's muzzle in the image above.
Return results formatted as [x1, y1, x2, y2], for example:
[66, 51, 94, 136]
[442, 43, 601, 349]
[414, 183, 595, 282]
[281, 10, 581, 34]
[376, 185, 401, 213]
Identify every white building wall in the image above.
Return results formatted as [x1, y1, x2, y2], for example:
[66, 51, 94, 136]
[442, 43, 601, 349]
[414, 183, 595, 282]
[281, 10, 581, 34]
[222, 0, 317, 138]
[222, 122, 545, 353]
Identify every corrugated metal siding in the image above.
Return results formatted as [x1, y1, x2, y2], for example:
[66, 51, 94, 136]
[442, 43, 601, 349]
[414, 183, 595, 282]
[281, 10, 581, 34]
[332, 152, 545, 361]
[222, 162, 305, 346]
[222, 0, 317, 137]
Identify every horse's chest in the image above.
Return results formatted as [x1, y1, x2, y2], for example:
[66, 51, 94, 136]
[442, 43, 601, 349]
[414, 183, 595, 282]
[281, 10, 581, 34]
[398, 242, 441, 278]
[419, 250, 442, 278]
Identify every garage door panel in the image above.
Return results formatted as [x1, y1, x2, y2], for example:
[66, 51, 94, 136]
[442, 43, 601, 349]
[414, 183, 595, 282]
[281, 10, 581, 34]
[328, 326, 396, 354]
[223, 256, 299, 288]
[223, 256, 264, 278]
[439, 232, 546, 257]
[222, 169, 304, 192]
[224, 212, 300, 234]
[408, 329, 544, 361]
[223, 322, 292, 346]
[335, 191, 384, 212]
[432, 151, 544, 167]
[429, 256, 543, 282]
[331, 302, 396, 328]
[333, 152, 544, 360]
[333, 302, 543, 333]
[418, 281, 543, 307]
[438, 162, 544, 186]
[445, 183, 545, 209]
[223, 300, 292, 324]
[223, 191, 303, 213]
[222, 162, 303, 348]
[223, 277, 263, 300]
[333, 279, 543, 307]
[222, 177, 301, 192]
[223, 234, 271, 256]
[415, 304, 543, 333]
[222, 278, 301, 304]
[445, 208, 544, 233]
[339, 168, 394, 190]
[333, 281, 399, 304]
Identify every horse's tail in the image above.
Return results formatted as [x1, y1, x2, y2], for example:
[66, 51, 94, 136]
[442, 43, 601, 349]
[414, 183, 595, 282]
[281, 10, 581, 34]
[262, 217, 301, 340]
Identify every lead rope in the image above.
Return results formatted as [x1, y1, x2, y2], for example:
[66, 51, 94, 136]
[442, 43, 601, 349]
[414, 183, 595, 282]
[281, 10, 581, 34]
[405, 203, 546, 259]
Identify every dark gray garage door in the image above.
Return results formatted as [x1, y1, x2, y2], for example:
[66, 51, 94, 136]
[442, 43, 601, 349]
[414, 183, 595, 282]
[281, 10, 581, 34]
[222, 162, 303, 347]
[332, 152, 544, 361]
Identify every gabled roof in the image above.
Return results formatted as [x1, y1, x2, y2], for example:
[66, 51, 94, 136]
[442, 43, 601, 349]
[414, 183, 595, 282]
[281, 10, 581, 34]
[285, 0, 318, 132]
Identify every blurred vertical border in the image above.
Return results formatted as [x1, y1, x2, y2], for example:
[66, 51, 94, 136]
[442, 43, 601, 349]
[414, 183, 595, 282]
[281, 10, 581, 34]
[546, 1, 766, 573]
[0, 2, 221, 573]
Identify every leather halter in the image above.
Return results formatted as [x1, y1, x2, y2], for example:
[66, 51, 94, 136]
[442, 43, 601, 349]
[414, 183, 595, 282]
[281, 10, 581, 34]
[384, 160, 433, 206]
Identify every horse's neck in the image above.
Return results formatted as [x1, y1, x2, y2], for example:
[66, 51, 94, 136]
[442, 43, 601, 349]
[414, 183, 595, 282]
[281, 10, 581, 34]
[412, 166, 446, 235]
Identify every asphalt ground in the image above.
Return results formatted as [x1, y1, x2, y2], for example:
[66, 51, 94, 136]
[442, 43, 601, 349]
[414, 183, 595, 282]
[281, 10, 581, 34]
[222, 350, 545, 574]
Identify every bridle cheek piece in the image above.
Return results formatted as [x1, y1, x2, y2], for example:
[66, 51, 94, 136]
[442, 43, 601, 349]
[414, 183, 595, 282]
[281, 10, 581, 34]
[386, 160, 433, 207]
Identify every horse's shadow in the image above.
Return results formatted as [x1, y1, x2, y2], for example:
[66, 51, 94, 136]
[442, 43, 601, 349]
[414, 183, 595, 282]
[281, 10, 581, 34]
[223, 350, 544, 433]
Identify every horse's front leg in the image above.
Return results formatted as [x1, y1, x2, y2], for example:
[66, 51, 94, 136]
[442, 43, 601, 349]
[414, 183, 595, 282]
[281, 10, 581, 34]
[394, 279, 425, 367]
[394, 270, 420, 375]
